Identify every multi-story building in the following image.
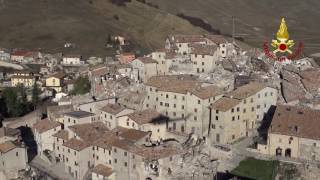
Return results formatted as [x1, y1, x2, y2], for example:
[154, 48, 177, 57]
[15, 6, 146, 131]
[208, 82, 278, 144]
[130, 57, 158, 83]
[165, 35, 206, 55]
[100, 103, 133, 129]
[45, 72, 65, 93]
[143, 75, 223, 137]
[62, 54, 83, 65]
[11, 75, 35, 87]
[33, 119, 61, 156]
[118, 109, 168, 141]
[190, 44, 220, 74]
[63, 111, 96, 131]
[258, 105, 320, 161]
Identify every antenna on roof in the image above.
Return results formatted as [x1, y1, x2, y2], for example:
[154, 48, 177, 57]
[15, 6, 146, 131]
[232, 16, 235, 44]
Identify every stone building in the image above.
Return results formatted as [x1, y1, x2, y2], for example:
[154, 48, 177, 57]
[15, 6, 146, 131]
[258, 105, 320, 161]
[130, 57, 158, 83]
[100, 103, 134, 129]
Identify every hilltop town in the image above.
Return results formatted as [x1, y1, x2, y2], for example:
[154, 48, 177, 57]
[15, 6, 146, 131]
[0, 33, 320, 180]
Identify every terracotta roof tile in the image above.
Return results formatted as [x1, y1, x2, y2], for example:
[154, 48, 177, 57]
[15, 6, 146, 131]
[63, 138, 89, 151]
[100, 104, 126, 115]
[68, 122, 109, 142]
[211, 97, 241, 112]
[0, 141, 16, 153]
[270, 105, 320, 140]
[227, 82, 267, 100]
[92, 164, 113, 177]
[127, 109, 167, 125]
[53, 130, 69, 140]
[191, 85, 223, 99]
[135, 57, 157, 64]
[33, 119, 60, 134]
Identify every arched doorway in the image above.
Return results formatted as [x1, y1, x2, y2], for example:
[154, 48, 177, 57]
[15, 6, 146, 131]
[276, 147, 282, 156]
[285, 148, 291, 157]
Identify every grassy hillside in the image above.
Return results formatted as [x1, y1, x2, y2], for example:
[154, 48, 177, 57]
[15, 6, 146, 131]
[148, 0, 320, 55]
[0, 0, 206, 57]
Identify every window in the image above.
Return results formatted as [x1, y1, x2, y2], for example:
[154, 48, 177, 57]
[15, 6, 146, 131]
[244, 100, 246, 104]
[114, 148, 117, 153]
[157, 129, 160, 132]
[132, 155, 135, 159]
[237, 107, 240, 112]
[124, 152, 127, 156]
[198, 100, 200, 104]
[194, 116, 197, 121]
[212, 124, 215, 129]
[216, 110, 219, 114]
[314, 143, 317, 147]
[251, 107, 255, 112]
[133, 164, 136, 169]
[132, 122, 135, 127]
[271, 92, 273, 96]
[92, 146, 95, 150]
[109, 150, 111, 155]
[202, 55, 205, 58]
[126, 120, 129, 126]
[16, 152, 18, 156]
[182, 96, 185, 101]
[160, 102, 163, 106]
[231, 108, 234, 113]
[156, 97, 158, 101]
[166, 94, 169, 98]
[202, 62, 204, 65]
[182, 105, 184, 109]
[174, 95, 177, 99]
[232, 116, 235, 121]
[194, 108, 197, 112]
[169, 156, 173, 161]
[232, 135, 235, 139]
[182, 114, 185, 118]
[251, 98, 253, 103]
[73, 120, 76, 124]
[114, 159, 117, 163]
[265, 92, 267, 97]
[258, 94, 260, 98]
[68, 118, 70, 123]
[243, 108, 246, 113]
[238, 115, 240, 120]
[173, 112, 176, 116]
[66, 157, 68, 162]
[257, 105, 260, 109]
[124, 162, 127, 167]
[96, 156, 99, 160]
[109, 160, 112, 164]
[68, 149, 70, 153]
[202, 68, 204, 72]
[174, 104, 176, 108]
[216, 116, 218, 120]
[150, 87, 152, 91]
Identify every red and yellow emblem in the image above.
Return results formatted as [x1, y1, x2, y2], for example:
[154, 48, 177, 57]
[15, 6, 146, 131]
[263, 18, 303, 61]
[271, 18, 295, 54]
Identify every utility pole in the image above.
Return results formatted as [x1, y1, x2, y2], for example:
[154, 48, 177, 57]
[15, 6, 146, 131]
[232, 16, 235, 43]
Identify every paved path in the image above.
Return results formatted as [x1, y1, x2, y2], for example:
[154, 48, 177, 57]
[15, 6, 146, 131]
[30, 155, 76, 180]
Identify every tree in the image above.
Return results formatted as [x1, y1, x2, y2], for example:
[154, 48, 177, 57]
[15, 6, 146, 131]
[2, 87, 20, 117]
[32, 83, 41, 109]
[72, 76, 91, 95]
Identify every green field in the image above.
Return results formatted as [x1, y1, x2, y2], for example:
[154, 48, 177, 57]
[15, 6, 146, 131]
[231, 157, 278, 180]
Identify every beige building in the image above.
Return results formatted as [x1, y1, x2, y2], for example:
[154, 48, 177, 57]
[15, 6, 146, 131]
[11, 75, 35, 87]
[92, 164, 115, 180]
[165, 35, 206, 55]
[151, 51, 168, 76]
[208, 82, 277, 145]
[47, 105, 74, 123]
[100, 103, 133, 129]
[118, 109, 168, 141]
[143, 75, 224, 137]
[131, 57, 158, 83]
[33, 119, 61, 156]
[46, 72, 65, 92]
[0, 141, 28, 179]
[190, 44, 220, 74]
[258, 105, 320, 161]
[63, 111, 96, 131]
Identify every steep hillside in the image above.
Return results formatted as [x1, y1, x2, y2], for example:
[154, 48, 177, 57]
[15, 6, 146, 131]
[0, 0, 205, 56]
[148, 0, 320, 55]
